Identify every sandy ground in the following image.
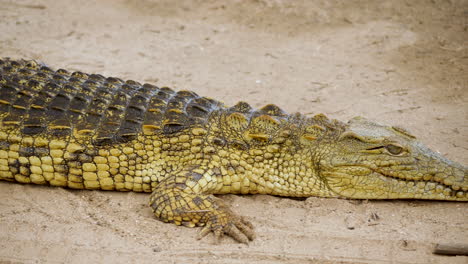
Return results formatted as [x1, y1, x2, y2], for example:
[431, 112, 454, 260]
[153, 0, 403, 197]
[0, 0, 467, 263]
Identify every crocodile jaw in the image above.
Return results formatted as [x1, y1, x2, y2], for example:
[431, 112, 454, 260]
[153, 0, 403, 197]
[322, 164, 467, 201]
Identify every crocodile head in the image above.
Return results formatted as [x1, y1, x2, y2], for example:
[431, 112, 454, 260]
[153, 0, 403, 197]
[318, 117, 467, 201]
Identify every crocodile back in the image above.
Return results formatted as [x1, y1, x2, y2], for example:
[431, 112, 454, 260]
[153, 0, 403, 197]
[0, 58, 224, 144]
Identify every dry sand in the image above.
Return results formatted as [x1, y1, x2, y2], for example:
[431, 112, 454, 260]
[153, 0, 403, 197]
[0, 0, 467, 263]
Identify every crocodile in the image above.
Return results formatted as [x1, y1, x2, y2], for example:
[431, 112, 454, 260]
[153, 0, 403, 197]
[0, 58, 466, 243]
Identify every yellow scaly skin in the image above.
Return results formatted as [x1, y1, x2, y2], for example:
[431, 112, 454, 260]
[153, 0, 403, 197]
[0, 58, 466, 244]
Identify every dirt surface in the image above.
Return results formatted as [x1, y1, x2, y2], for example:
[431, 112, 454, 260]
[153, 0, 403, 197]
[0, 0, 467, 263]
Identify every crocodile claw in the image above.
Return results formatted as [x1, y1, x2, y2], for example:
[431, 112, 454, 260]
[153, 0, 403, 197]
[197, 209, 255, 244]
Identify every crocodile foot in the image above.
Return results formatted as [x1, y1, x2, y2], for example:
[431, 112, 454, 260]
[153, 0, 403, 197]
[149, 168, 255, 244]
[150, 191, 255, 244]
[196, 198, 255, 244]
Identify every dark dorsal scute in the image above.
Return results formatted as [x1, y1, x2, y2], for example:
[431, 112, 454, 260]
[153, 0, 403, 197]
[88, 73, 105, 82]
[93, 91, 129, 145]
[175, 90, 198, 99]
[116, 91, 152, 142]
[0, 84, 18, 104]
[56, 68, 71, 76]
[40, 66, 54, 74]
[49, 92, 72, 112]
[186, 97, 218, 119]
[68, 77, 84, 86]
[2, 66, 15, 74]
[9, 60, 21, 68]
[25, 60, 40, 70]
[3, 107, 25, 127]
[259, 104, 287, 117]
[125, 79, 141, 86]
[22, 84, 53, 135]
[170, 90, 198, 107]
[142, 87, 174, 135]
[22, 105, 47, 135]
[76, 86, 114, 137]
[120, 83, 136, 95]
[18, 68, 34, 77]
[25, 79, 44, 92]
[71, 71, 89, 80]
[52, 73, 67, 83]
[46, 82, 81, 136]
[161, 90, 197, 135]
[142, 83, 158, 93]
[12, 90, 34, 116]
[0, 73, 7, 84]
[69, 94, 91, 117]
[49, 118, 72, 137]
[229, 101, 253, 114]
[160, 87, 175, 94]
[33, 72, 50, 82]
[42, 82, 62, 95]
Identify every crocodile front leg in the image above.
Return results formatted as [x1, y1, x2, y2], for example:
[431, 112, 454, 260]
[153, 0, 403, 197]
[149, 165, 255, 243]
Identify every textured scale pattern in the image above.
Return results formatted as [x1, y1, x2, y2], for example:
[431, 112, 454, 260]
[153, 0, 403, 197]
[0, 59, 224, 145]
[0, 58, 466, 244]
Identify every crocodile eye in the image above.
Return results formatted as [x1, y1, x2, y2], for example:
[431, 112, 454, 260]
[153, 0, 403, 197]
[386, 144, 403, 155]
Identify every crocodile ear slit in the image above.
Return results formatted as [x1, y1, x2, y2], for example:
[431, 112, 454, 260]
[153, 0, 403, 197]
[338, 130, 386, 144]
[391, 126, 416, 139]
[338, 131, 366, 142]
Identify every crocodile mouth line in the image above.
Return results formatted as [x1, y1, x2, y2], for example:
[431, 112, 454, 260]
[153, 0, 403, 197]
[371, 167, 466, 198]
[330, 163, 466, 198]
